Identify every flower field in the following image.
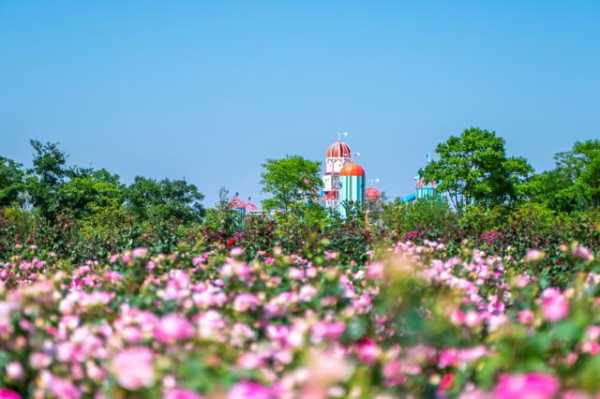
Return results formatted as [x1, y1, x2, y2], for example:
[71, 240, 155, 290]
[0, 240, 598, 399]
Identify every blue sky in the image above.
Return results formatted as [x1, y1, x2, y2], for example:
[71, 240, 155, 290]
[1, 1, 599, 205]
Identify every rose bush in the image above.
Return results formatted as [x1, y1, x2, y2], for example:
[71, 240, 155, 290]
[0, 239, 598, 398]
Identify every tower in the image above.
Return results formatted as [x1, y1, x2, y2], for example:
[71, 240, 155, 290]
[323, 140, 352, 209]
[338, 161, 365, 218]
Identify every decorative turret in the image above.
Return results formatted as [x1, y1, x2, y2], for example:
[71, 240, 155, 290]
[325, 140, 352, 173]
[338, 161, 366, 217]
[322, 134, 368, 218]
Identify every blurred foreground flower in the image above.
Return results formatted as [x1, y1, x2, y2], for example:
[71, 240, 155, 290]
[493, 373, 559, 399]
[110, 347, 155, 390]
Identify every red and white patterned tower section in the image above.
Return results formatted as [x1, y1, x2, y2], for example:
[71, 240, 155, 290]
[323, 141, 352, 208]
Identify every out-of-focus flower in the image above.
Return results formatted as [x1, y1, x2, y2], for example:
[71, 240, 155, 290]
[493, 372, 559, 399]
[48, 376, 81, 399]
[572, 244, 594, 262]
[132, 247, 149, 259]
[154, 314, 194, 344]
[0, 389, 21, 399]
[165, 388, 204, 399]
[110, 347, 155, 390]
[366, 262, 384, 280]
[228, 381, 273, 399]
[525, 249, 545, 262]
[307, 347, 353, 386]
[6, 361, 24, 380]
[541, 288, 569, 322]
[354, 338, 380, 365]
[518, 309, 534, 325]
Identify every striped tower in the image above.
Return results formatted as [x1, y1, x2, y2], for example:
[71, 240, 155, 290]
[323, 140, 352, 210]
[338, 161, 365, 218]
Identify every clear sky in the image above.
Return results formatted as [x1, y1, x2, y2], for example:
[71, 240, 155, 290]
[2, 1, 599, 205]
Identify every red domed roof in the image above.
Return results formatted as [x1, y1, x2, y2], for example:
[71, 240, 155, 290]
[366, 187, 381, 202]
[340, 161, 365, 176]
[326, 141, 352, 158]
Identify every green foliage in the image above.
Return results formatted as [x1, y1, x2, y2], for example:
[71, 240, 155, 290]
[58, 168, 125, 219]
[458, 204, 503, 239]
[260, 155, 322, 213]
[126, 176, 205, 223]
[0, 157, 25, 207]
[421, 127, 532, 210]
[382, 198, 457, 242]
[524, 139, 600, 212]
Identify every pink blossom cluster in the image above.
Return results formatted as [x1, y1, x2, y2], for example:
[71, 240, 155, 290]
[0, 241, 597, 398]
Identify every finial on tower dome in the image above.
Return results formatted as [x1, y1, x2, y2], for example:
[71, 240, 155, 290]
[337, 131, 349, 140]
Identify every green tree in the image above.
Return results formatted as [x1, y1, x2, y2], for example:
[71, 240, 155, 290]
[524, 140, 600, 212]
[125, 176, 205, 223]
[260, 155, 322, 213]
[57, 168, 125, 219]
[0, 156, 26, 207]
[26, 140, 69, 220]
[421, 127, 532, 210]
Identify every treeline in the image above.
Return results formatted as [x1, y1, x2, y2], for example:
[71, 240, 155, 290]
[0, 140, 204, 258]
[0, 130, 599, 275]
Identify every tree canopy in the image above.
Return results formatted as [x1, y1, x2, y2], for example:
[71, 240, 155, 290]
[523, 139, 600, 212]
[421, 127, 532, 210]
[260, 155, 322, 213]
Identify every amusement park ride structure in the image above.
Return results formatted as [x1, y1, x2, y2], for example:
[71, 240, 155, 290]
[229, 134, 438, 221]
[321, 135, 437, 217]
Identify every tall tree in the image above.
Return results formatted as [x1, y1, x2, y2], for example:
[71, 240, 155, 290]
[421, 127, 532, 210]
[0, 156, 25, 207]
[260, 155, 322, 213]
[57, 168, 125, 219]
[125, 177, 205, 223]
[26, 140, 69, 219]
[524, 139, 600, 211]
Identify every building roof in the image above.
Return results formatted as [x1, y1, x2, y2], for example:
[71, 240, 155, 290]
[340, 161, 365, 176]
[326, 141, 352, 158]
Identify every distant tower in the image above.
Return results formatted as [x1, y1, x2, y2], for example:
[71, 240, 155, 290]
[323, 140, 352, 210]
[338, 161, 365, 218]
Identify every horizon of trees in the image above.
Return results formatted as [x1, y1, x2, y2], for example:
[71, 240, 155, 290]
[1, 131, 599, 220]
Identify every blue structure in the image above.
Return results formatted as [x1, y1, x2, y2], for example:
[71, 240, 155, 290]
[338, 161, 366, 218]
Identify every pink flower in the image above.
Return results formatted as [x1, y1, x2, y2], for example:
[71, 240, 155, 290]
[493, 372, 559, 399]
[49, 376, 81, 399]
[450, 309, 466, 326]
[30, 352, 51, 369]
[230, 247, 244, 257]
[311, 321, 346, 342]
[154, 314, 195, 344]
[354, 338, 380, 365]
[525, 250, 545, 262]
[438, 348, 458, 368]
[165, 388, 204, 399]
[233, 293, 260, 312]
[228, 381, 273, 399]
[464, 311, 482, 328]
[572, 244, 594, 262]
[383, 360, 406, 387]
[110, 347, 155, 390]
[366, 262, 384, 280]
[6, 361, 24, 380]
[541, 288, 569, 322]
[0, 389, 21, 399]
[515, 274, 532, 288]
[518, 309, 534, 325]
[132, 247, 149, 258]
